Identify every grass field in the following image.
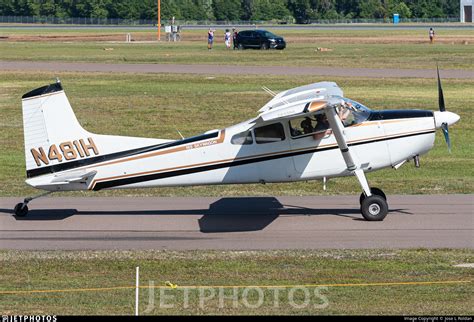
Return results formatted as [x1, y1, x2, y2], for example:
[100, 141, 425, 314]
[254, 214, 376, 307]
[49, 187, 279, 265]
[0, 71, 473, 197]
[1, 28, 473, 69]
[0, 249, 472, 315]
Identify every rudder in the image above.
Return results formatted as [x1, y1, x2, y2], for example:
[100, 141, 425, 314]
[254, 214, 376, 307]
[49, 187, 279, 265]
[21, 81, 91, 176]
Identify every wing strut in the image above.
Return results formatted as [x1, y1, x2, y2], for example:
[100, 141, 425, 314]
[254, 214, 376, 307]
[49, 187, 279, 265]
[324, 103, 372, 197]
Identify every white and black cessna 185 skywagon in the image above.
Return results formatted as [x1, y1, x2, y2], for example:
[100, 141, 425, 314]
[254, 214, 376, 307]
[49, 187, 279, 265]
[14, 70, 459, 221]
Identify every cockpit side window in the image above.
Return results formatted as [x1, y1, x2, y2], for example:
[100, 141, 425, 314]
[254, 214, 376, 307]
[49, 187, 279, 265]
[289, 97, 371, 139]
[289, 111, 331, 139]
[231, 131, 253, 145]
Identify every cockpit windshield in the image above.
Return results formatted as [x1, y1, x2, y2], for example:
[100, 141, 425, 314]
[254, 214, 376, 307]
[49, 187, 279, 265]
[337, 97, 371, 127]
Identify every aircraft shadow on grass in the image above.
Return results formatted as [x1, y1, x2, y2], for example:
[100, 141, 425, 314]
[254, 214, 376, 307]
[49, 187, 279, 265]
[1, 197, 412, 232]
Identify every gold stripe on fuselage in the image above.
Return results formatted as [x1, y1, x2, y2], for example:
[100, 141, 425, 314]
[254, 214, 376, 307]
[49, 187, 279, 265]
[89, 127, 434, 190]
[89, 130, 225, 170]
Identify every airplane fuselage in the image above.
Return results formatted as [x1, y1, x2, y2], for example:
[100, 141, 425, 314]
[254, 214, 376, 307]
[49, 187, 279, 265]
[26, 110, 435, 192]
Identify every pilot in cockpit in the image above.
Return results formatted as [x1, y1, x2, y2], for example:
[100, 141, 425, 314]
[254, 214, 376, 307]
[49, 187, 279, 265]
[313, 114, 332, 140]
[300, 117, 314, 134]
[314, 114, 329, 132]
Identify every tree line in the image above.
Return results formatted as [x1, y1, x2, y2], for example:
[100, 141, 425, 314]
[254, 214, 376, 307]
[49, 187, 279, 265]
[0, 0, 459, 23]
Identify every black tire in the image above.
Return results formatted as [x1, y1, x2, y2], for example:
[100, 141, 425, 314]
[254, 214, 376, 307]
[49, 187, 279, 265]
[237, 43, 244, 50]
[359, 187, 386, 204]
[14, 203, 28, 217]
[360, 195, 388, 221]
[260, 43, 268, 50]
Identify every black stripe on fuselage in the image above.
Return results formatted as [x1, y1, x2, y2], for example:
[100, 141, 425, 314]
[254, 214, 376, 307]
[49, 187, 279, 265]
[26, 131, 219, 178]
[92, 130, 435, 191]
[368, 110, 433, 121]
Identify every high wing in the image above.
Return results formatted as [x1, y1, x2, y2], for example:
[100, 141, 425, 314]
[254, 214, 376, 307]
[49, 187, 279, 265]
[254, 81, 371, 194]
[255, 82, 343, 123]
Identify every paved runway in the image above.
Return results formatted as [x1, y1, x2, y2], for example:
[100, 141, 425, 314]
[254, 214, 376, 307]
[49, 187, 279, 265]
[2, 61, 473, 79]
[0, 195, 472, 250]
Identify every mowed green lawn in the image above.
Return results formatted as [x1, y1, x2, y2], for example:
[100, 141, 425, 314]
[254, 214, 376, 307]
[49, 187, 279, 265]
[0, 249, 472, 315]
[0, 27, 473, 69]
[1, 71, 472, 197]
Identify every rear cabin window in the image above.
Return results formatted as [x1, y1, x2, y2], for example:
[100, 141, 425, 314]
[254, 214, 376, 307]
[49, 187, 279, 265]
[254, 123, 285, 144]
[231, 131, 253, 145]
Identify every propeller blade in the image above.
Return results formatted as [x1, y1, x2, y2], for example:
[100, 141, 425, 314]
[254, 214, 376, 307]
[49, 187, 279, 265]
[437, 65, 446, 112]
[441, 122, 451, 153]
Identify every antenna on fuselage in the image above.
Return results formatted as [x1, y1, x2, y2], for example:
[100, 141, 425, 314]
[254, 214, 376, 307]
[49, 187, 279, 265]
[261, 86, 289, 109]
[176, 129, 184, 140]
[261, 86, 277, 97]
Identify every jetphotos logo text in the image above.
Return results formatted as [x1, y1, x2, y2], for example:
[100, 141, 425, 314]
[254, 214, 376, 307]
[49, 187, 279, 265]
[141, 281, 330, 313]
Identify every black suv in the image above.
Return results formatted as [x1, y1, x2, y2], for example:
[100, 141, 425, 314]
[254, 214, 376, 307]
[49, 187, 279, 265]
[235, 30, 286, 50]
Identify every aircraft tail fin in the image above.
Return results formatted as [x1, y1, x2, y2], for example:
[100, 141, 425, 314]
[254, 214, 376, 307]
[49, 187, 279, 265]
[21, 81, 173, 182]
[21, 81, 91, 176]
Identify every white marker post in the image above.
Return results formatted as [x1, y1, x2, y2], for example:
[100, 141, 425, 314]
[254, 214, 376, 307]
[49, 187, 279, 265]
[135, 266, 139, 316]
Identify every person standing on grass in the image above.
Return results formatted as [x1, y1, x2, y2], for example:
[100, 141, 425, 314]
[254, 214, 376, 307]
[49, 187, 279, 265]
[429, 27, 435, 44]
[224, 29, 231, 49]
[232, 27, 238, 49]
[207, 28, 215, 50]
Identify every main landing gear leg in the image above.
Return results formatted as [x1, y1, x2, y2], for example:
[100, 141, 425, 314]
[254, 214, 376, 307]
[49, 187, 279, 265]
[13, 191, 52, 217]
[324, 101, 389, 221]
[354, 169, 388, 221]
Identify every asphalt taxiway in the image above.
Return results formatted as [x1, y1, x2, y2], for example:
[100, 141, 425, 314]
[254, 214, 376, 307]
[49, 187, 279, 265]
[2, 61, 474, 79]
[0, 195, 472, 250]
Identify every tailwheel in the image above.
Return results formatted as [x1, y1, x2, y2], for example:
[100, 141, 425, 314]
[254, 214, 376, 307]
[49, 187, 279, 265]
[360, 195, 388, 221]
[359, 187, 386, 205]
[13, 203, 28, 217]
[12, 191, 52, 218]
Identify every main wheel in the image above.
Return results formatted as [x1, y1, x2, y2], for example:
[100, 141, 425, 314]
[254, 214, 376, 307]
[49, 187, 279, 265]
[238, 43, 244, 50]
[359, 187, 386, 205]
[260, 43, 268, 50]
[361, 195, 388, 221]
[13, 203, 28, 217]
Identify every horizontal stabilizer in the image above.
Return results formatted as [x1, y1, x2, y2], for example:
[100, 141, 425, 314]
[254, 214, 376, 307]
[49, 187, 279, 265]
[50, 170, 97, 184]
